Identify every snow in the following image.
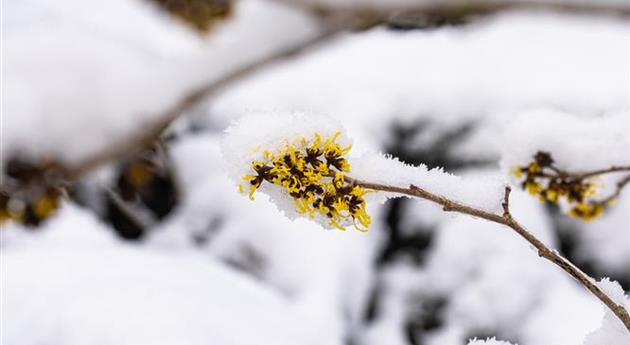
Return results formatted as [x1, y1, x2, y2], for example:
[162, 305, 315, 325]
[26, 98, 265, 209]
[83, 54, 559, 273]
[1, 0, 318, 170]
[1, 205, 344, 345]
[3, 2, 629, 345]
[211, 12, 629, 148]
[583, 279, 630, 345]
[351, 153, 506, 213]
[572, 193, 630, 277]
[499, 109, 630, 174]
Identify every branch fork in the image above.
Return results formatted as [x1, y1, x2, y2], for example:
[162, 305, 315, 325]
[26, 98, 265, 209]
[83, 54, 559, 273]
[349, 178, 630, 332]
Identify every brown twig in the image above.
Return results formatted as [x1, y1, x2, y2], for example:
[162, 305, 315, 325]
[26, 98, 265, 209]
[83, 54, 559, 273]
[344, 175, 630, 332]
[572, 166, 630, 180]
[596, 174, 630, 206]
[276, 0, 630, 21]
[501, 185, 511, 217]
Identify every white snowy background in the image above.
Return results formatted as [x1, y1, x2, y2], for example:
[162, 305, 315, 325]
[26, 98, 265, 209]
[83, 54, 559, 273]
[1, 0, 629, 345]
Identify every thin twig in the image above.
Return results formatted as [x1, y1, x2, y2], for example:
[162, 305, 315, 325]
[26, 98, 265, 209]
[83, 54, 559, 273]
[531, 162, 630, 182]
[573, 166, 630, 180]
[275, 0, 630, 20]
[501, 186, 511, 217]
[344, 175, 630, 332]
[597, 174, 630, 205]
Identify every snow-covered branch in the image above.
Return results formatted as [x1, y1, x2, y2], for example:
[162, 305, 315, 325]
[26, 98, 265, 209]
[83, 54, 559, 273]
[346, 179, 630, 332]
[222, 112, 630, 335]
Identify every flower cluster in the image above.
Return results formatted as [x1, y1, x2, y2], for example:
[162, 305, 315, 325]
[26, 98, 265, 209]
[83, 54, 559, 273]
[0, 157, 64, 226]
[0, 188, 61, 226]
[239, 132, 371, 231]
[513, 151, 604, 221]
[148, 0, 231, 32]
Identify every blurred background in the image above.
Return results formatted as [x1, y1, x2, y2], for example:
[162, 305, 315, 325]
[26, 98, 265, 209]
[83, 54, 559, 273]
[1, 1, 629, 344]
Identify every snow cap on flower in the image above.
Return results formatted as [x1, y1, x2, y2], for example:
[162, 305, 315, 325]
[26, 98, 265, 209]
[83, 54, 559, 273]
[221, 111, 371, 231]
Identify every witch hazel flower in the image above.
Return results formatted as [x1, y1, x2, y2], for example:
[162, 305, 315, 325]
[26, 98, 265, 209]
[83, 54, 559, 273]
[221, 112, 370, 231]
[511, 150, 630, 222]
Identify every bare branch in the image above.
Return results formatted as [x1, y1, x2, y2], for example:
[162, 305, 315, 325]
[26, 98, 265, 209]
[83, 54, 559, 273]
[597, 174, 630, 205]
[344, 175, 630, 332]
[501, 186, 511, 217]
[275, 0, 630, 22]
[572, 166, 630, 180]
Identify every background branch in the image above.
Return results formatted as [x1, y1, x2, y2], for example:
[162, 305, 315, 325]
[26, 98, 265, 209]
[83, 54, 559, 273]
[275, 0, 630, 24]
[64, 16, 351, 180]
[52, 0, 629, 183]
[573, 166, 630, 180]
[597, 174, 630, 205]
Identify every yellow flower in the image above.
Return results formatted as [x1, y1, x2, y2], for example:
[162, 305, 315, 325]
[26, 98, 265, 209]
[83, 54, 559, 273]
[544, 188, 559, 203]
[568, 202, 604, 222]
[527, 161, 540, 174]
[512, 166, 523, 179]
[515, 152, 610, 222]
[525, 181, 541, 195]
[239, 132, 371, 231]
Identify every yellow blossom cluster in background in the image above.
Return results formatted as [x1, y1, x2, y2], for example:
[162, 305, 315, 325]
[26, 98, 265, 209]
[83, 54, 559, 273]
[147, 0, 231, 32]
[1, 190, 60, 225]
[513, 151, 605, 221]
[0, 158, 64, 226]
[240, 132, 371, 231]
